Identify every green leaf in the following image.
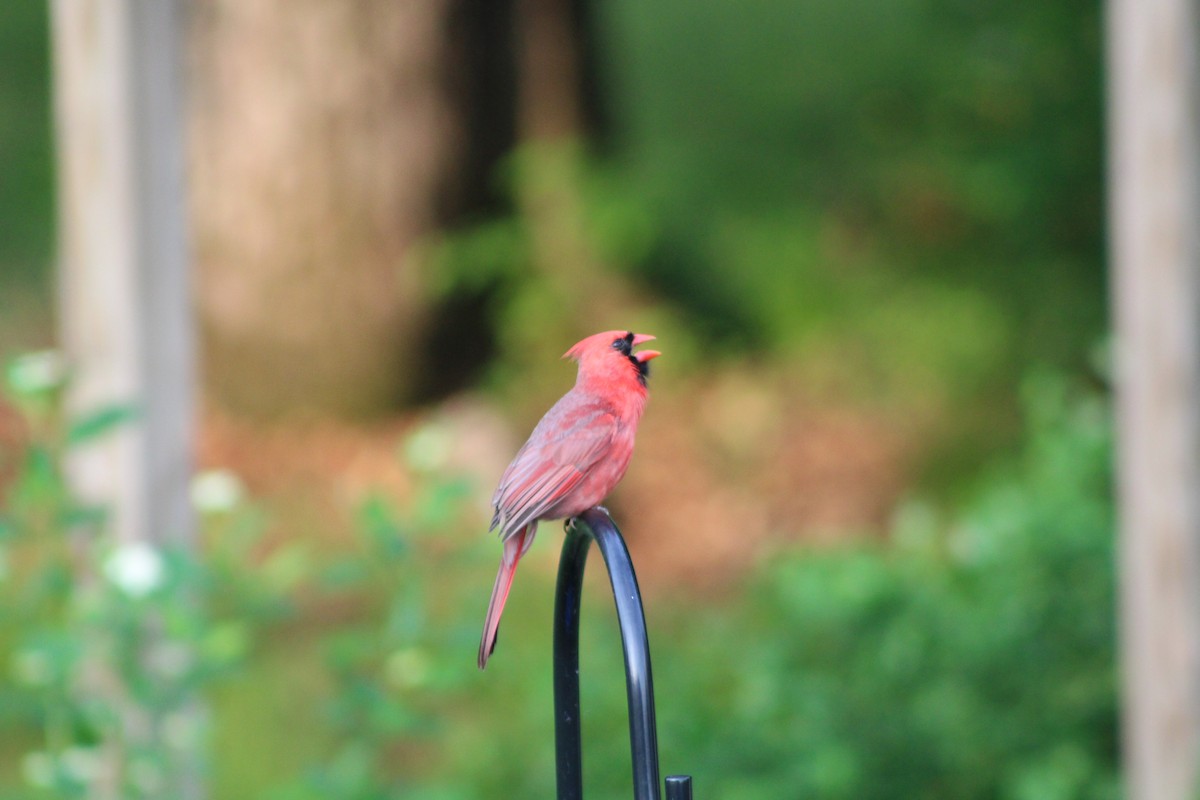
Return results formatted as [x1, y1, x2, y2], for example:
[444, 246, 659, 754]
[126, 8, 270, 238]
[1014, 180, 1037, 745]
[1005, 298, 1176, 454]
[66, 404, 139, 445]
[0, 514, 16, 541]
[5, 350, 68, 397]
[319, 558, 370, 589]
[59, 503, 108, 531]
[356, 495, 407, 559]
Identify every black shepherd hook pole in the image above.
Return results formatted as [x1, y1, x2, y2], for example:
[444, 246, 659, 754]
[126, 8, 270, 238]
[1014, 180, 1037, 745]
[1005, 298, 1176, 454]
[553, 507, 693, 800]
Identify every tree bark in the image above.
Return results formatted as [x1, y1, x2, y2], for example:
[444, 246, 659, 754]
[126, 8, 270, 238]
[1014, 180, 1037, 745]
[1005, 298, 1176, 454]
[188, 0, 466, 417]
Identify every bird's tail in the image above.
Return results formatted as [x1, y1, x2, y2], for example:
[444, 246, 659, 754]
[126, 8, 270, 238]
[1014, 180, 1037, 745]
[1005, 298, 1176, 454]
[478, 522, 537, 669]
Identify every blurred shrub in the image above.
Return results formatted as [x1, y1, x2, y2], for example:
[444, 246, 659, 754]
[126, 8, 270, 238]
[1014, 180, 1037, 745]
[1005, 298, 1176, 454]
[0, 4, 53, 285]
[0, 353, 288, 798]
[0, 354, 490, 799]
[410, 371, 1116, 800]
[422, 142, 702, 418]
[254, 464, 481, 800]
[2, 348, 1116, 799]
[656, 372, 1116, 799]
[420, 0, 1103, 475]
[599, 0, 1104, 366]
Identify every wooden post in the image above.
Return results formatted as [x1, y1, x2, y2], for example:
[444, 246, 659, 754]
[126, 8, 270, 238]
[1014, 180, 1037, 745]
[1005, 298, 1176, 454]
[1109, 0, 1200, 797]
[51, 1, 197, 797]
[51, 0, 193, 543]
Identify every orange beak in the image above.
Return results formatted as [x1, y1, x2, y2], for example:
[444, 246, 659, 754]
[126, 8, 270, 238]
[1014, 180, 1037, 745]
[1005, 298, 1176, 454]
[631, 333, 660, 363]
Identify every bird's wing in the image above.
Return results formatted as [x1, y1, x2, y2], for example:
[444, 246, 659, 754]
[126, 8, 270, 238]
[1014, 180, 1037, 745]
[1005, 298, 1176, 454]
[491, 406, 618, 541]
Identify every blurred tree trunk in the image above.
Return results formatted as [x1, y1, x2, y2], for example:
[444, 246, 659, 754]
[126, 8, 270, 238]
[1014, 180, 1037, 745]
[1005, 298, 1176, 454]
[188, 1, 485, 417]
[506, 0, 642, 378]
[515, 0, 586, 141]
[1110, 0, 1200, 796]
[513, 0, 596, 308]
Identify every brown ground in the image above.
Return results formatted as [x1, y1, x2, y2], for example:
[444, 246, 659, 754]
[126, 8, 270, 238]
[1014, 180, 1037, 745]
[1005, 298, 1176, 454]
[1, 361, 912, 592]
[195, 368, 913, 591]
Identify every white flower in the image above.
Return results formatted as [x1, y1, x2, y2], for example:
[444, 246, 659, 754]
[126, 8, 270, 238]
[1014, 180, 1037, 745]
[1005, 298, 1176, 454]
[11, 648, 53, 687]
[21, 751, 53, 788]
[103, 542, 165, 598]
[403, 423, 451, 472]
[60, 747, 102, 781]
[163, 709, 206, 751]
[190, 470, 244, 513]
[129, 758, 164, 795]
[386, 647, 431, 689]
[146, 641, 193, 679]
[6, 350, 68, 396]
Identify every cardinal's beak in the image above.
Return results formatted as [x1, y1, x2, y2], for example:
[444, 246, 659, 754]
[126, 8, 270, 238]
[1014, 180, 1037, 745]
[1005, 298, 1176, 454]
[632, 334, 660, 363]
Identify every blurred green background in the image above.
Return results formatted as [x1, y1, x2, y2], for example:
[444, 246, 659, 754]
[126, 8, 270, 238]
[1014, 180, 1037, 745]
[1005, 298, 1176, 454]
[0, 0, 1112, 798]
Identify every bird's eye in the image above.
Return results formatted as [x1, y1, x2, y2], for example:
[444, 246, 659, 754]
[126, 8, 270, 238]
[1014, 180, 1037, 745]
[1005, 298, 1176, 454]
[610, 333, 634, 356]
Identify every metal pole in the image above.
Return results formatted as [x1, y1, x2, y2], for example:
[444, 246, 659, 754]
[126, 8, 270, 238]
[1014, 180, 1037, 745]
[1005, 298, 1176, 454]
[586, 510, 662, 800]
[554, 508, 690, 800]
[665, 775, 693, 800]
[554, 523, 590, 800]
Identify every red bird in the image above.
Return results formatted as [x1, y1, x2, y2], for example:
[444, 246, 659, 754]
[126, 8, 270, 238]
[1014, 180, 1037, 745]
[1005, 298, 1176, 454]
[478, 330, 661, 669]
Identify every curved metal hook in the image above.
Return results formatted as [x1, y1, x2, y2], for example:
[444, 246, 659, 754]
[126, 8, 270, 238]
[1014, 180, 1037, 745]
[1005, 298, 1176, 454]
[554, 508, 691, 799]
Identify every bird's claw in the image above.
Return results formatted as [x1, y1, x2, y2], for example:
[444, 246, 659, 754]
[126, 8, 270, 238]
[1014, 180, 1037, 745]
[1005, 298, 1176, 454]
[565, 505, 609, 531]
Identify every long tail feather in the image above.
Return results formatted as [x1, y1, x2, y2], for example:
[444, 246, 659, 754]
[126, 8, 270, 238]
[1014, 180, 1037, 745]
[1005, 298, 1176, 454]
[478, 523, 536, 669]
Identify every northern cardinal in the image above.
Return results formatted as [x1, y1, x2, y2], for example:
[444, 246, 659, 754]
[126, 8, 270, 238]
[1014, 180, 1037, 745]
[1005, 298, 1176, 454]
[478, 330, 661, 669]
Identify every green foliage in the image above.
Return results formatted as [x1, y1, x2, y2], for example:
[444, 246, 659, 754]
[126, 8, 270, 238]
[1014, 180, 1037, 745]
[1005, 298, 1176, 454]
[0, 0, 1114, 793]
[64, 407, 140, 448]
[417, 0, 1103, 482]
[260, 481, 478, 800]
[422, 142, 703, 417]
[437, 374, 1116, 799]
[600, 0, 1104, 362]
[664, 374, 1116, 798]
[0, 358, 490, 798]
[201, 420, 490, 800]
[0, 356, 288, 799]
[0, 350, 1119, 799]
[0, 3, 54, 284]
